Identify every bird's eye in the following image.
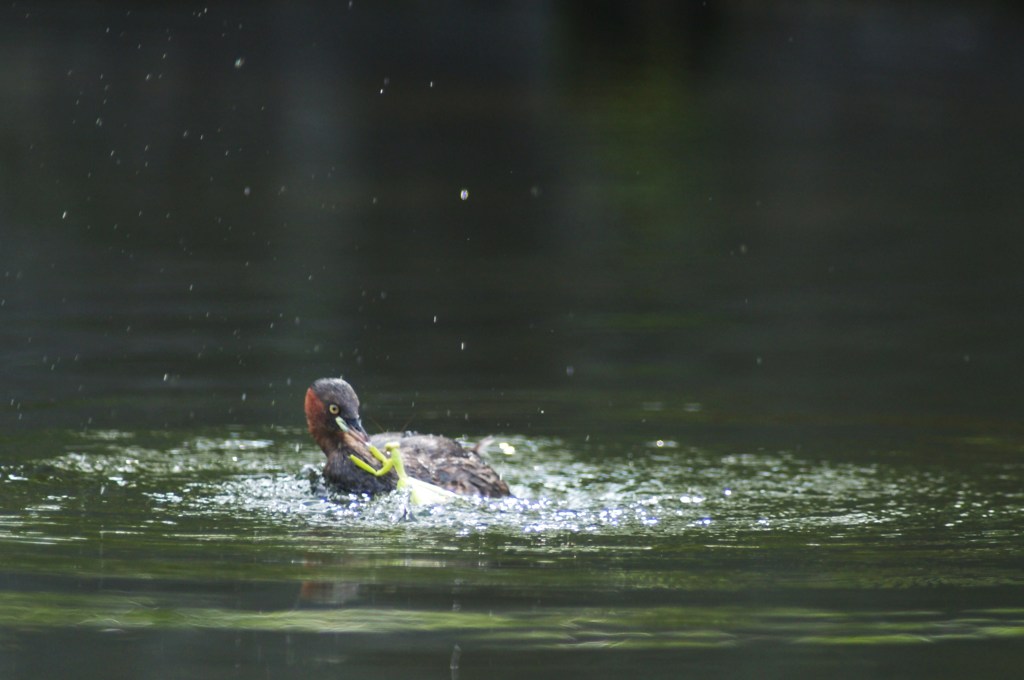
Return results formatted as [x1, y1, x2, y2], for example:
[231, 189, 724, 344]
[328, 404, 340, 415]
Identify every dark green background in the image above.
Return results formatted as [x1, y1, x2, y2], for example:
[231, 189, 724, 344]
[2, 2, 1023, 678]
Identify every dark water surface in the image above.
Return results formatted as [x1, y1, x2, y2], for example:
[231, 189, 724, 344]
[3, 2, 1024, 678]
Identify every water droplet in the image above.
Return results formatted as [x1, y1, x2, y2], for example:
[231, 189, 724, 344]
[565, 365, 574, 377]
[61, 211, 68, 219]
[243, 186, 251, 196]
[459, 188, 469, 201]
[234, 57, 245, 69]
[459, 341, 465, 351]
[94, 117, 103, 127]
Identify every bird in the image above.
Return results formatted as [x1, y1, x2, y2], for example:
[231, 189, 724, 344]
[304, 377, 510, 498]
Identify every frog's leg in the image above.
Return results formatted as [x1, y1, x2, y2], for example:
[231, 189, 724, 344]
[348, 443, 395, 477]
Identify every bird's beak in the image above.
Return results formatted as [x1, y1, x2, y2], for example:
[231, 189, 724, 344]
[336, 416, 369, 444]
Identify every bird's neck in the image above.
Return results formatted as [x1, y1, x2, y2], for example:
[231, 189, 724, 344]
[320, 435, 398, 493]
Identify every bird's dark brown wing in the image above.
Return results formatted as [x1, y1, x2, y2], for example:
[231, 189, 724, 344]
[369, 432, 510, 498]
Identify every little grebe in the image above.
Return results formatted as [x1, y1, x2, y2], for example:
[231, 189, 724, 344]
[305, 377, 510, 498]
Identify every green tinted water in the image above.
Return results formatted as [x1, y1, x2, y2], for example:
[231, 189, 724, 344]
[3, 424, 1023, 676]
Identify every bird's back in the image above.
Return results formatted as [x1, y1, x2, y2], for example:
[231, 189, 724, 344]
[370, 432, 510, 498]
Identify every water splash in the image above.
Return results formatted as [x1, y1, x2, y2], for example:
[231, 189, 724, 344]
[4, 429, 1020, 550]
